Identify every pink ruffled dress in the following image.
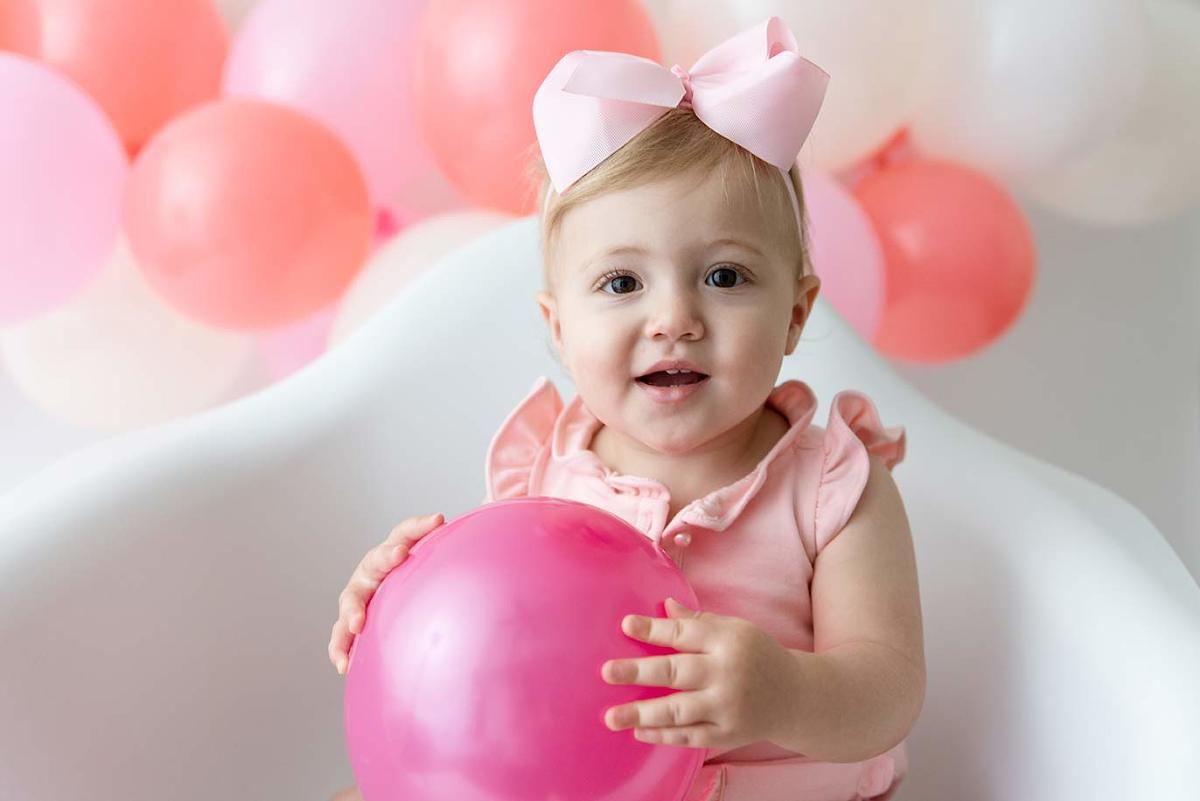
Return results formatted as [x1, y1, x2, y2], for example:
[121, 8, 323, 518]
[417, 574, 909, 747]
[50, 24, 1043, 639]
[484, 376, 910, 801]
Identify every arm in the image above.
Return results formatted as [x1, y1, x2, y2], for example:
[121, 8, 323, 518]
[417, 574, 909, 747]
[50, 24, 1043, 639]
[771, 453, 926, 763]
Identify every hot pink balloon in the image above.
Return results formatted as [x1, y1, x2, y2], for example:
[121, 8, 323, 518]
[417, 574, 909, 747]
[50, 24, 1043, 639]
[853, 159, 1036, 364]
[413, 0, 660, 214]
[124, 98, 373, 331]
[345, 497, 704, 801]
[223, 0, 434, 215]
[799, 166, 885, 340]
[0, 52, 127, 325]
[1, 0, 228, 155]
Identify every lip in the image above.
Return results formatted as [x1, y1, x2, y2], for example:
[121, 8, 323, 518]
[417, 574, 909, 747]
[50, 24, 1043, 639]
[635, 358, 708, 379]
[635, 374, 710, 404]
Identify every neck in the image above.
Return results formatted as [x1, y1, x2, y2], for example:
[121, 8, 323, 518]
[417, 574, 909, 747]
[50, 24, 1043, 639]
[590, 402, 788, 491]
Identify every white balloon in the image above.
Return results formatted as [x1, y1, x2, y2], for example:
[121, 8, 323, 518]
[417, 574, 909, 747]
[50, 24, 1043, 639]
[722, 0, 936, 172]
[213, 0, 259, 31]
[0, 240, 256, 432]
[329, 211, 512, 347]
[907, 0, 1149, 180]
[641, 0, 743, 72]
[1019, 0, 1200, 226]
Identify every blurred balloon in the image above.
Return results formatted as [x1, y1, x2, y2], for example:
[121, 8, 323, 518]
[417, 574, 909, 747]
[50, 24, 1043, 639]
[0, 0, 228, 155]
[0, 0, 38, 53]
[906, 0, 1149, 181]
[640, 0, 740, 70]
[723, 0, 935, 173]
[413, 0, 660, 214]
[257, 304, 337, 382]
[0, 239, 255, 432]
[330, 210, 512, 347]
[212, 0, 258, 31]
[853, 159, 1036, 364]
[0, 53, 127, 326]
[124, 98, 373, 331]
[344, 496, 704, 801]
[1019, 0, 1200, 226]
[223, 0, 435, 215]
[799, 166, 884, 341]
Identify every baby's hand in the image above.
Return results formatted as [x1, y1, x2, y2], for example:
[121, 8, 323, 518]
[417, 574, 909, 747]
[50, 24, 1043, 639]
[327, 512, 445, 675]
[600, 597, 801, 752]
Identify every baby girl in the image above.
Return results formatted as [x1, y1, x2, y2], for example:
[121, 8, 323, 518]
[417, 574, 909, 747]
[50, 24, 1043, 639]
[327, 16, 924, 801]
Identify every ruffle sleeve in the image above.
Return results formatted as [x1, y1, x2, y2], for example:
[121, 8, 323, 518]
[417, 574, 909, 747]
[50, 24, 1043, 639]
[483, 376, 563, 502]
[812, 390, 906, 554]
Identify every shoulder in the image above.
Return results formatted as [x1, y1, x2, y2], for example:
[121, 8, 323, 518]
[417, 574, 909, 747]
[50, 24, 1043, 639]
[810, 389, 907, 555]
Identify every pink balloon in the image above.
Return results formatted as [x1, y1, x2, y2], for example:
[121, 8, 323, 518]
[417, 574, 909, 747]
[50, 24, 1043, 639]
[1, 0, 228, 155]
[853, 159, 1036, 364]
[124, 98, 373, 331]
[799, 166, 884, 340]
[413, 0, 660, 214]
[257, 304, 337, 381]
[344, 497, 704, 801]
[223, 0, 435, 215]
[0, 53, 127, 325]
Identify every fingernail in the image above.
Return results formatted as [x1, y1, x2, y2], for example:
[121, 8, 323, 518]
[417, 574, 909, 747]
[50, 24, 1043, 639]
[337, 658, 347, 675]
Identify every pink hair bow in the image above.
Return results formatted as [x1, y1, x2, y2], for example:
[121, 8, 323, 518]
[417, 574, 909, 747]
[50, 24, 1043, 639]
[532, 16, 830, 223]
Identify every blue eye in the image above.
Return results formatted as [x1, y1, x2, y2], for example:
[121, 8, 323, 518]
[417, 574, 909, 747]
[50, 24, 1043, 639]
[596, 265, 749, 295]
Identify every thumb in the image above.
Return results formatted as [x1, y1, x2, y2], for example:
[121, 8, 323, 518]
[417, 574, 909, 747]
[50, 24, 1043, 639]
[664, 596, 699, 617]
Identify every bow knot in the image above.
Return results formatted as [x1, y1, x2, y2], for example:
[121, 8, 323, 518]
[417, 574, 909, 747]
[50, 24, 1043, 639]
[669, 63, 694, 108]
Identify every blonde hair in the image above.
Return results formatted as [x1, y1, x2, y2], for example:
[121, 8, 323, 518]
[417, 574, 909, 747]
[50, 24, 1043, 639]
[522, 107, 813, 290]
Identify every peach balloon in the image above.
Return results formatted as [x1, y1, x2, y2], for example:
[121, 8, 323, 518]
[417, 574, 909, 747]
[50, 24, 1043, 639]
[124, 98, 373, 331]
[0, 0, 38, 54]
[413, 0, 660, 214]
[1, 0, 228, 155]
[799, 165, 884, 341]
[853, 159, 1036, 364]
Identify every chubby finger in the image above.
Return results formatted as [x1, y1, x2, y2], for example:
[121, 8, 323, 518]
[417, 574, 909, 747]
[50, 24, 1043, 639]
[602, 653, 707, 690]
[621, 611, 711, 652]
[384, 513, 445, 549]
[328, 618, 353, 673]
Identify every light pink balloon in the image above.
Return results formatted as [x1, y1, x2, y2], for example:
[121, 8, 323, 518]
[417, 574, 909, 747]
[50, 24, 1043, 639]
[0, 52, 128, 326]
[257, 304, 338, 382]
[799, 165, 885, 340]
[222, 0, 435, 215]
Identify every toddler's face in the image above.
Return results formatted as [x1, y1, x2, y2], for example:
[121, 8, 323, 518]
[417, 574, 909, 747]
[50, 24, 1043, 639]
[536, 168, 821, 456]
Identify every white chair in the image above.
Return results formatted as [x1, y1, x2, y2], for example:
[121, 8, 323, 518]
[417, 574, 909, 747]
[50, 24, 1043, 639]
[1, 216, 1197, 801]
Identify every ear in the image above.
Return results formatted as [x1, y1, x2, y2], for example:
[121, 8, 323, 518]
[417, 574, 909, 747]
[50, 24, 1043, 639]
[535, 289, 565, 357]
[785, 273, 821, 355]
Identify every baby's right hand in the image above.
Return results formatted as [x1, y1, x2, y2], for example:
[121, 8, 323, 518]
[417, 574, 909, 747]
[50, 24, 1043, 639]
[328, 512, 445, 675]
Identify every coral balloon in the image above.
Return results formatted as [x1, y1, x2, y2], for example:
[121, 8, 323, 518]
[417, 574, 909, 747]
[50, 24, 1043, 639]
[223, 0, 436, 215]
[344, 497, 703, 801]
[124, 98, 373, 331]
[0, 0, 228, 155]
[414, 0, 660, 213]
[0, 53, 127, 326]
[0, 0, 38, 53]
[799, 165, 884, 340]
[853, 160, 1036, 363]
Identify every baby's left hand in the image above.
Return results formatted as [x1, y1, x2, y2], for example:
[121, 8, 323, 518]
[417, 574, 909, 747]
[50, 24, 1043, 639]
[601, 597, 799, 751]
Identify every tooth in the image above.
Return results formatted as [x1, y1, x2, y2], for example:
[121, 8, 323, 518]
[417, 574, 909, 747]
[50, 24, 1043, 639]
[665, 369, 680, 374]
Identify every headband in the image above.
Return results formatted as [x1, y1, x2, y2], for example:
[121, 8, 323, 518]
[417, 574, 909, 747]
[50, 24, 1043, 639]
[532, 16, 830, 233]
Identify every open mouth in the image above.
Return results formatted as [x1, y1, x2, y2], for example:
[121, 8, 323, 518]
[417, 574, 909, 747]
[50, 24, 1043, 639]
[636, 370, 709, 387]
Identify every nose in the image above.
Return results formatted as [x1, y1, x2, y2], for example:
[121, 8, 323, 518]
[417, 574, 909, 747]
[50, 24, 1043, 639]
[643, 290, 703, 342]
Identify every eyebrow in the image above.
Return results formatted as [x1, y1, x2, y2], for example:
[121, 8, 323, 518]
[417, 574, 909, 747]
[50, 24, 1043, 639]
[581, 237, 764, 271]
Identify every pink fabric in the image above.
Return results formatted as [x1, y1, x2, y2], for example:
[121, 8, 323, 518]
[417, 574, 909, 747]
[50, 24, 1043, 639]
[531, 16, 830, 229]
[483, 376, 910, 801]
